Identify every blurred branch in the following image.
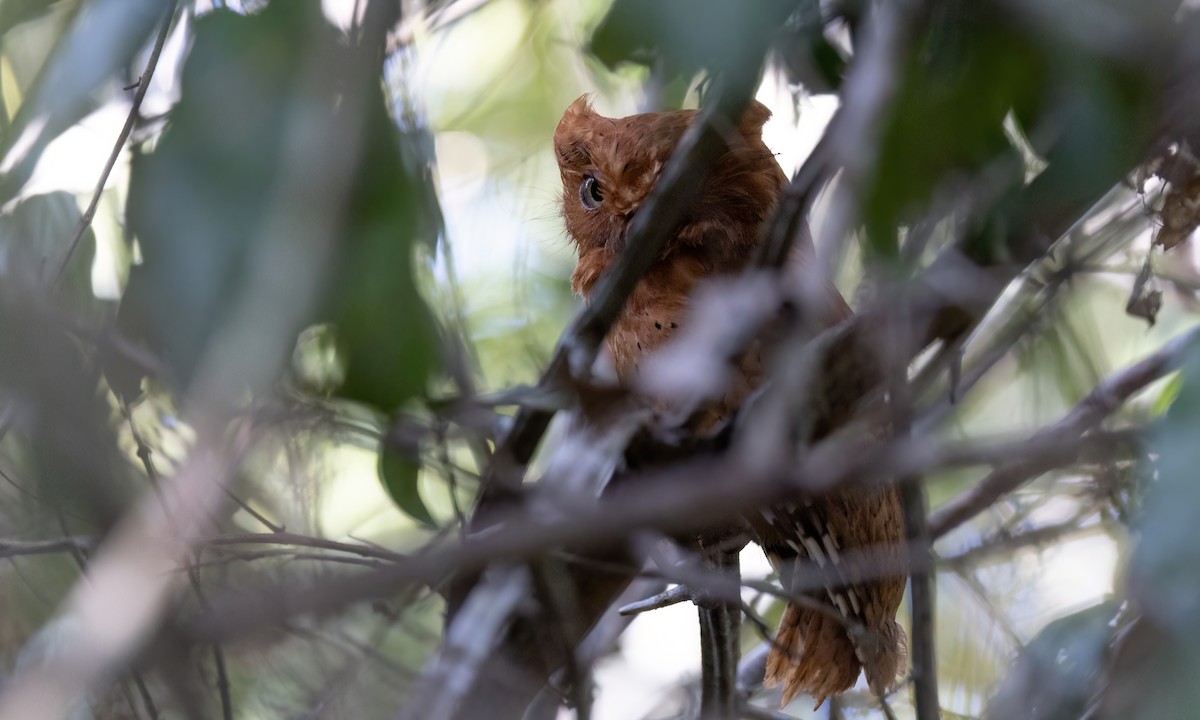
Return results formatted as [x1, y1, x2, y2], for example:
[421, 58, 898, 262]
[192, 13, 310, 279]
[399, 566, 531, 720]
[940, 515, 1103, 568]
[755, 124, 831, 270]
[206, 532, 407, 563]
[947, 568, 1023, 650]
[199, 549, 386, 569]
[530, 558, 595, 720]
[192, 466, 931, 646]
[0, 531, 403, 566]
[737, 640, 770, 698]
[929, 324, 1200, 539]
[741, 704, 794, 720]
[54, 0, 178, 289]
[125, 401, 233, 720]
[186, 365, 1168, 641]
[0, 537, 93, 559]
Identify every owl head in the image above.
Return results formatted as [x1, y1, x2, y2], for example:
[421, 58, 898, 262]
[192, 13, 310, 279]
[553, 96, 786, 297]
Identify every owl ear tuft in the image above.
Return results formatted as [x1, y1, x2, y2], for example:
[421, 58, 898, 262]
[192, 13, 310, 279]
[564, 94, 595, 119]
[555, 95, 599, 160]
[738, 100, 772, 138]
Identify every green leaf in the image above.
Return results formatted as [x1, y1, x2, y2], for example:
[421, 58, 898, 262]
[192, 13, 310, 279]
[983, 602, 1118, 720]
[119, 0, 440, 412]
[325, 90, 440, 412]
[120, 4, 324, 392]
[1153, 372, 1184, 416]
[865, 5, 1046, 258]
[379, 445, 436, 529]
[0, 191, 96, 315]
[0, 0, 78, 137]
[0, 0, 164, 202]
[0, 280, 130, 532]
[588, 0, 793, 87]
[1132, 347, 1200, 638]
[0, 0, 60, 43]
[774, 0, 845, 94]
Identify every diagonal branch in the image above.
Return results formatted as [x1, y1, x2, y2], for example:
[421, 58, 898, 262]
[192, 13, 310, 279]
[187, 320, 1183, 643]
[929, 324, 1200, 539]
[398, 566, 531, 720]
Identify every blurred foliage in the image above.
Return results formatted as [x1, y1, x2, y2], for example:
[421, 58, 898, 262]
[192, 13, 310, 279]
[984, 601, 1118, 720]
[0, 0, 163, 202]
[589, 0, 795, 105]
[117, 2, 439, 409]
[0, 0, 1198, 718]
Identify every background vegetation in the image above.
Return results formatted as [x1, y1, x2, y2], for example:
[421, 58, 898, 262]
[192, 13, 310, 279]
[1, 0, 1199, 718]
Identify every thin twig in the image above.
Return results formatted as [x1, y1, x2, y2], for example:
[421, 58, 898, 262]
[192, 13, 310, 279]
[531, 558, 594, 720]
[885, 276, 939, 720]
[0, 537, 94, 559]
[948, 568, 1023, 650]
[904, 479, 940, 720]
[878, 695, 901, 720]
[939, 516, 1102, 567]
[53, 0, 179, 288]
[133, 674, 161, 720]
[206, 532, 405, 563]
[617, 584, 692, 616]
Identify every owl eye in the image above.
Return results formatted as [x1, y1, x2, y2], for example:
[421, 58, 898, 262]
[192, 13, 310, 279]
[580, 175, 603, 210]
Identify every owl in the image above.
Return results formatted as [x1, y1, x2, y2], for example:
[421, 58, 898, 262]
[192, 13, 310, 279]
[553, 96, 908, 707]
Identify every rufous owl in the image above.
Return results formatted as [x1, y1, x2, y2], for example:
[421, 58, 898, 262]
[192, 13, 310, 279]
[553, 96, 908, 707]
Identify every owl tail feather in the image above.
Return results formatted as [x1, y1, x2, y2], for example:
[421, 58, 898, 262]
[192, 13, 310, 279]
[763, 602, 908, 709]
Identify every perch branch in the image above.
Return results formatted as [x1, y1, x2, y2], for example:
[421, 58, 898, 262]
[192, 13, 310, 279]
[698, 546, 741, 720]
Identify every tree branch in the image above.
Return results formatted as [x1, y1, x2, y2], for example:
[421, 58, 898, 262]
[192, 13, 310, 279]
[0, 536, 93, 559]
[929, 324, 1200, 539]
[698, 546, 741, 720]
